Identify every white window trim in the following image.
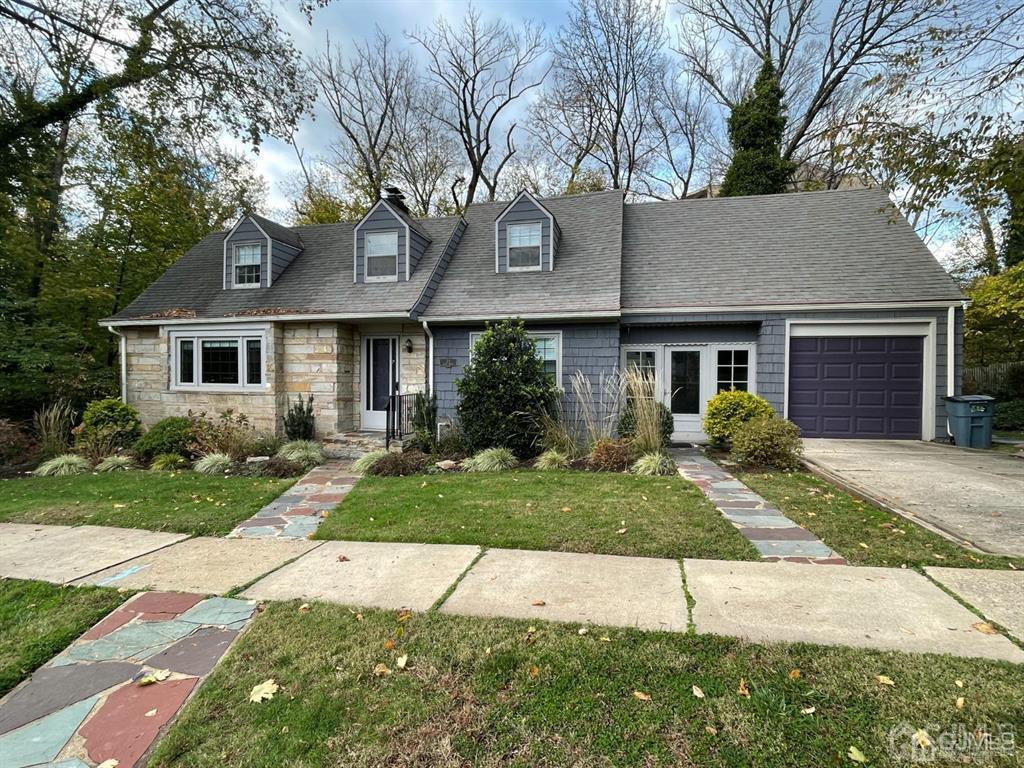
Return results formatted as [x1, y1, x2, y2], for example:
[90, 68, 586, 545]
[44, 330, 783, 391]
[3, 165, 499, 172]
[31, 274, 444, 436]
[783, 318, 936, 441]
[620, 342, 758, 410]
[223, 215, 272, 289]
[168, 324, 269, 392]
[353, 199, 411, 282]
[469, 329, 563, 389]
[506, 221, 543, 272]
[231, 242, 263, 289]
[364, 230, 400, 283]
[494, 190, 556, 272]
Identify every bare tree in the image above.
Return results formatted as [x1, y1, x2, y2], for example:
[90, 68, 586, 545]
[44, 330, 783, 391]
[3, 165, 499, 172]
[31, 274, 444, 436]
[639, 73, 716, 198]
[408, 4, 548, 206]
[391, 82, 460, 216]
[310, 27, 414, 203]
[547, 0, 666, 191]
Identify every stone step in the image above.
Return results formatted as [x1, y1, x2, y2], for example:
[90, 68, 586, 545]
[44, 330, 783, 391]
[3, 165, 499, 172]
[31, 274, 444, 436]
[322, 430, 389, 458]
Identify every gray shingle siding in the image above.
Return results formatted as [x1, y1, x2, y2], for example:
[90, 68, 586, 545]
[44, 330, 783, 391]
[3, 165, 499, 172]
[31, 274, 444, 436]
[224, 218, 268, 289]
[271, 240, 302, 283]
[496, 195, 554, 272]
[355, 204, 407, 283]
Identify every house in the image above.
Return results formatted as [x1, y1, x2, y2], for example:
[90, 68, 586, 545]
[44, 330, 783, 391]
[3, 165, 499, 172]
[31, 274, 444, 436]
[100, 186, 965, 444]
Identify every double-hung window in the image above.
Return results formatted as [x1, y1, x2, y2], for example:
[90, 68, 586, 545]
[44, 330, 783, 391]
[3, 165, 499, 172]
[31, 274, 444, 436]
[365, 231, 399, 281]
[469, 330, 561, 386]
[233, 243, 261, 287]
[173, 330, 265, 390]
[507, 222, 542, 271]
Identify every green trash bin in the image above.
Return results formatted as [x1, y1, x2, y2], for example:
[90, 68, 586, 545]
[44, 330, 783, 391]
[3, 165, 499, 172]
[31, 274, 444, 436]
[943, 395, 995, 448]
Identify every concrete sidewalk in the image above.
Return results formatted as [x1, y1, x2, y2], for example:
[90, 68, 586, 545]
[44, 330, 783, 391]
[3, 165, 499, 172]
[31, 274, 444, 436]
[2, 523, 1022, 663]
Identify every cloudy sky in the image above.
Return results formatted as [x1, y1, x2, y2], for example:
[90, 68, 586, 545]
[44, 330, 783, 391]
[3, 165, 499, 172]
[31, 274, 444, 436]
[253, 0, 577, 216]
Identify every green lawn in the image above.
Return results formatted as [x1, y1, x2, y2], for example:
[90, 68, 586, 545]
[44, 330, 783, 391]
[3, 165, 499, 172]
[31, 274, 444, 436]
[316, 470, 759, 561]
[0, 471, 294, 536]
[0, 579, 128, 696]
[740, 471, 1020, 570]
[151, 601, 1024, 767]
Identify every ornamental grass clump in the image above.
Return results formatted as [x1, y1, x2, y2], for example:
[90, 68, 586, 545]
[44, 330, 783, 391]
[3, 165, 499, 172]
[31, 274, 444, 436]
[193, 453, 234, 475]
[95, 455, 136, 472]
[352, 449, 388, 474]
[534, 449, 569, 470]
[586, 438, 634, 472]
[276, 440, 324, 468]
[33, 454, 91, 477]
[150, 453, 188, 472]
[630, 451, 677, 476]
[619, 367, 672, 453]
[33, 401, 76, 459]
[463, 447, 517, 472]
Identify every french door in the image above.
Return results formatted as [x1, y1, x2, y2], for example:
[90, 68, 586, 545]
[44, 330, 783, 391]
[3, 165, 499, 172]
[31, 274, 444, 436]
[361, 336, 398, 431]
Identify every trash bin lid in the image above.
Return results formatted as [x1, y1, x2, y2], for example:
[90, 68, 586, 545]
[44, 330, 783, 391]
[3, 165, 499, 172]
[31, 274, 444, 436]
[942, 394, 995, 402]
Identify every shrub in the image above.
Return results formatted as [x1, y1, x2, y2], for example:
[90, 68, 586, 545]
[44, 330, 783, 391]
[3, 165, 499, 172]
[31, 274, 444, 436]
[352, 449, 388, 474]
[703, 390, 775, 444]
[586, 438, 634, 472]
[133, 417, 194, 462]
[33, 401, 76, 459]
[434, 428, 467, 460]
[0, 419, 37, 467]
[34, 454, 91, 477]
[188, 410, 257, 460]
[276, 440, 324, 468]
[617, 370, 673, 452]
[249, 432, 282, 458]
[731, 416, 803, 470]
[236, 456, 304, 478]
[411, 392, 438, 451]
[456, 319, 559, 458]
[463, 447, 517, 472]
[194, 453, 234, 475]
[283, 394, 315, 440]
[150, 453, 188, 472]
[534, 449, 569, 470]
[993, 399, 1024, 431]
[630, 451, 677, 476]
[74, 427, 126, 464]
[366, 450, 430, 477]
[95, 455, 136, 472]
[75, 398, 142, 452]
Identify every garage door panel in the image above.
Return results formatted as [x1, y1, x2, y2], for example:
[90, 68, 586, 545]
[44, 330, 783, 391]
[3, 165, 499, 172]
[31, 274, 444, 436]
[788, 336, 922, 439]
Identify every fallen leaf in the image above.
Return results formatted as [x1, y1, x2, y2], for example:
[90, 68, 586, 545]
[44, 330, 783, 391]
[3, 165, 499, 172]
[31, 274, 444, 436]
[531, 600, 546, 606]
[144, 709, 157, 717]
[704, 725, 718, 735]
[577, 627, 588, 636]
[560, 506, 572, 513]
[396, 655, 408, 670]
[383, 639, 395, 650]
[372, 663, 392, 677]
[616, 528, 627, 535]
[875, 675, 895, 687]
[97, 761, 120, 768]
[737, 678, 750, 698]
[337, 555, 350, 563]
[972, 621, 998, 635]
[633, 690, 651, 702]
[249, 679, 279, 703]
[599, 635, 611, 642]
[113, 503, 126, 509]
[847, 746, 868, 763]
[801, 706, 816, 715]
[955, 679, 964, 688]
[692, 685, 705, 699]
[529, 665, 539, 679]
[956, 696, 965, 710]
[858, 542, 869, 549]
[913, 729, 932, 748]
[484, 646, 492, 655]
[355, 613, 364, 622]
[298, 603, 310, 613]
[397, 609, 413, 622]
[788, 668, 801, 680]
[137, 669, 171, 686]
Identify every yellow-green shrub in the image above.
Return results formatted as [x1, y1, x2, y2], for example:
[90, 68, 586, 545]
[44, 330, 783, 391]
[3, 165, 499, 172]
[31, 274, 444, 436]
[703, 390, 775, 444]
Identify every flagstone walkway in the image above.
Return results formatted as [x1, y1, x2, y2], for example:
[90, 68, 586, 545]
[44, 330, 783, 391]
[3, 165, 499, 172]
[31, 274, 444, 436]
[671, 448, 846, 564]
[226, 460, 358, 539]
[0, 591, 256, 768]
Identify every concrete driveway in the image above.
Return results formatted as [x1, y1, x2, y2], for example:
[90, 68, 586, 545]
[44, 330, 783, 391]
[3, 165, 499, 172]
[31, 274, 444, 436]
[802, 439, 1024, 557]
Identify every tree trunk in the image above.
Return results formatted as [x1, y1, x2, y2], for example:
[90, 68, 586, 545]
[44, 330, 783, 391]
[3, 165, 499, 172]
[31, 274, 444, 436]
[976, 206, 999, 276]
[28, 119, 71, 300]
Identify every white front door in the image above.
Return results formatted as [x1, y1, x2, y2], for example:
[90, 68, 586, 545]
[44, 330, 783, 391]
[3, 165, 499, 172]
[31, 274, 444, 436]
[666, 347, 705, 442]
[361, 336, 398, 431]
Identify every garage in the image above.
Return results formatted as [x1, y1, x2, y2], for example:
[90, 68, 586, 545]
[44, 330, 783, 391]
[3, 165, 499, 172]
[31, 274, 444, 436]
[788, 335, 924, 439]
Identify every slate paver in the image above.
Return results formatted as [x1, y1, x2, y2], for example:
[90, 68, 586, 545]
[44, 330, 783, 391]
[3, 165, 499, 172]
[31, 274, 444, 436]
[242, 540, 480, 611]
[0, 662, 139, 736]
[76, 537, 321, 595]
[672, 448, 845, 564]
[925, 567, 1024, 640]
[0, 525, 187, 584]
[226, 460, 357, 539]
[0, 695, 98, 768]
[67, 619, 197, 663]
[440, 548, 688, 632]
[79, 677, 197, 767]
[144, 628, 239, 676]
[685, 558, 1024, 662]
[177, 596, 257, 626]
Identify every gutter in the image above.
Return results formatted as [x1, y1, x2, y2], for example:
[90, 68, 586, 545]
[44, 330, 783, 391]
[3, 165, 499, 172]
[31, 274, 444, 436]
[107, 326, 127, 403]
[421, 319, 434, 394]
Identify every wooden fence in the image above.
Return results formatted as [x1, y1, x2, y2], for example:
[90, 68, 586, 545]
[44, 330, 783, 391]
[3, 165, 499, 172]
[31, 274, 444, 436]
[963, 361, 1023, 394]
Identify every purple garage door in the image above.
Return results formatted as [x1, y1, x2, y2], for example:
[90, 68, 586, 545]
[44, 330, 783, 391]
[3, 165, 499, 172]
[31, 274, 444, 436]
[788, 336, 923, 439]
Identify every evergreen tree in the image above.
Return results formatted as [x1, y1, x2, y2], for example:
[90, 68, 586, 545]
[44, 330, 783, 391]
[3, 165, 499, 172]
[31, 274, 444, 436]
[719, 58, 796, 197]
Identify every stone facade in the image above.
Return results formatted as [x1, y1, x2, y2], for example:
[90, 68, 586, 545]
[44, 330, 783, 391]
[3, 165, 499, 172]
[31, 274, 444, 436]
[350, 323, 427, 429]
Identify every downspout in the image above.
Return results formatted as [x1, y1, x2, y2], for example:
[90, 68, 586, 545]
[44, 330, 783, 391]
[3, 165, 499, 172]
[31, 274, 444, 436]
[421, 319, 434, 395]
[108, 326, 127, 403]
[946, 305, 956, 437]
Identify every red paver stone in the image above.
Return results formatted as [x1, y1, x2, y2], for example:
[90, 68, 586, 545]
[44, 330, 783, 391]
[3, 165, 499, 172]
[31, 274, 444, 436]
[306, 492, 348, 503]
[282, 506, 319, 516]
[127, 592, 204, 616]
[80, 677, 197, 767]
[80, 610, 136, 641]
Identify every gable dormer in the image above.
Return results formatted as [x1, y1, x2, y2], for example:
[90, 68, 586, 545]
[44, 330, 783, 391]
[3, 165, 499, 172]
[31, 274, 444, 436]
[494, 190, 560, 273]
[353, 192, 431, 283]
[223, 213, 303, 290]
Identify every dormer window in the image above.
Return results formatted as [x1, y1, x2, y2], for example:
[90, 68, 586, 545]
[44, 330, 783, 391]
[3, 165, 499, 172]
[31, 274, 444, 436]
[366, 231, 399, 282]
[507, 222, 542, 271]
[233, 243, 262, 287]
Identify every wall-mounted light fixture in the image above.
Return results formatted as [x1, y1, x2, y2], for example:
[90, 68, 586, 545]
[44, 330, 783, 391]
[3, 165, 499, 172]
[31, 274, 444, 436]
[404, 338, 414, 354]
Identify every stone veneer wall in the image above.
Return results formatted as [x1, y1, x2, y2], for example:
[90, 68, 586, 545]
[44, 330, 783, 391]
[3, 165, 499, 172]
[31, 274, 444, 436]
[281, 322, 355, 436]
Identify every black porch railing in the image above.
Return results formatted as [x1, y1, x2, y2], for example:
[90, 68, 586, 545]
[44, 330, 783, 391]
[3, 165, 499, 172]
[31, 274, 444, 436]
[385, 393, 416, 447]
